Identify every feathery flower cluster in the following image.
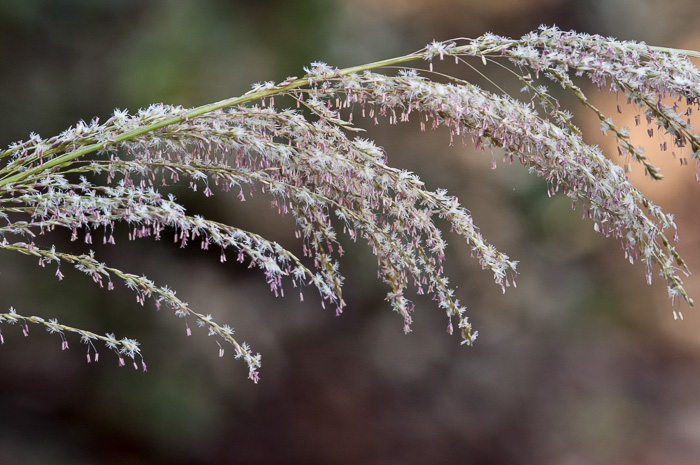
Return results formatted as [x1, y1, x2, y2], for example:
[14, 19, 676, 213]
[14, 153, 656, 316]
[0, 27, 697, 380]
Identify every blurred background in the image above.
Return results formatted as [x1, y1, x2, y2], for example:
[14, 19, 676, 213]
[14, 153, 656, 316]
[1, 0, 700, 463]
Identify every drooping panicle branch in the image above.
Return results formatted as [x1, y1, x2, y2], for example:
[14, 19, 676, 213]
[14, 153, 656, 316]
[0, 27, 697, 379]
[301, 68, 691, 308]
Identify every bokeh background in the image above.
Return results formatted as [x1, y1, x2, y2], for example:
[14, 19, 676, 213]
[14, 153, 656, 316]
[1, 1, 700, 464]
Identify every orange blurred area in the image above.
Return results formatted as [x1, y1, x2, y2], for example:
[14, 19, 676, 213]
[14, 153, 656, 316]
[585, 33, 700, 350]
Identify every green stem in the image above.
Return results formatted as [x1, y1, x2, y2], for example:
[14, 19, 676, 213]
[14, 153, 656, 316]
[649, 45, 700, 58]
[0, 51, 424, 189]
[0, 37, 695, 189]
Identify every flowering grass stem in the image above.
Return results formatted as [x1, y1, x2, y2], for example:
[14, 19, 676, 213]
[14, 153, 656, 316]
[1, 26, 698, 380]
